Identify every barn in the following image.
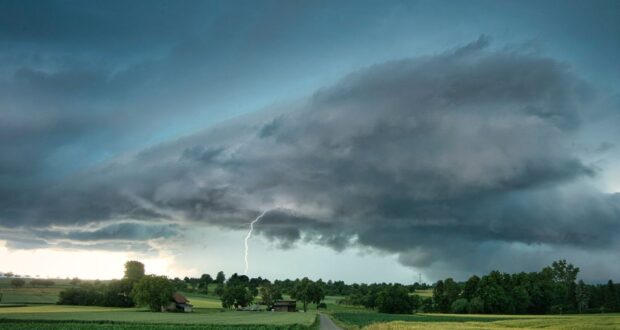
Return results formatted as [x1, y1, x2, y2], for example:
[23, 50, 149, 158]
[163, 293, 194, 312]
[272, 300, 296, 312]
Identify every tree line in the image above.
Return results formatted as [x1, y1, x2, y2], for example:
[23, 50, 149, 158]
[9, 278, 55, 288]
[55, 259, 619, 315]
[429, 260, 620, 314]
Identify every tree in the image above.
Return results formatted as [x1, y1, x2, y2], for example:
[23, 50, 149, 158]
[549, 259, 579, 311]
[433, 279, 459, 313]
[198, 274, 213, 293]
[291, 277, 324, 312]
[604, 280, 618, 312]
[575, 280, 590, 313]
[451, 298, 469, 313]
[259, 283, 282, 307]
[221, 284, 253, 309]
[216, 271, 226, 284]
[10, 278, 25, 288]
[376, 285, 414, 314]
[462, 275, 480, 300]
[131, 275, 174, 312]
[124, 260, 145, 283]
[70, 277, 82, 286]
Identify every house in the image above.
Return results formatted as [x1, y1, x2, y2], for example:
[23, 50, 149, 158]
[163, 293, 193, 312]
[272, 300, 296, 312]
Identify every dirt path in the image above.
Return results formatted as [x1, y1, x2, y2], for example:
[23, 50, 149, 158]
[319, 313, 344, 330]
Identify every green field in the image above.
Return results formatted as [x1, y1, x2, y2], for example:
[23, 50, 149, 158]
[361, 314, 620, 330]
[330, 312, 620, 330]
[0, 282, 318, 329]
[0, 305, 316, 325]
[411, 289, 432, 298]
[0, 322, 313, 330]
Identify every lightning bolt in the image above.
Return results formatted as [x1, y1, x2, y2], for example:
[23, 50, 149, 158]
[244, 210, 268, 276]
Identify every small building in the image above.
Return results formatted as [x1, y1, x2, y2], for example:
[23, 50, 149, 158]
[163, 293, 193, 312]
[272, 300, 296, 312]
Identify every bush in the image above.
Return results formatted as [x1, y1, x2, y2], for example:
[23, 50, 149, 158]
[131, 275, 174, 312]
[10, 278, 26, 288]
[451, 298, 469, 313]
[468, 297, 484, 314]
[376, 285, 414, 314]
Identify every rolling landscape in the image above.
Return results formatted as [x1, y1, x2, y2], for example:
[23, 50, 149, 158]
[1, 0, 619, 329]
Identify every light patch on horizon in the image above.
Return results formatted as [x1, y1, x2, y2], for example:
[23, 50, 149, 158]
[0, 241, 185, 280]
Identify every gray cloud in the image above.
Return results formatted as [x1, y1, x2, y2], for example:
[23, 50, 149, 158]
[1, 38, 619, 279]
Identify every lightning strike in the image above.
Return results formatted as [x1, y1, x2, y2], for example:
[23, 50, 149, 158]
[244, 210, 269, 275]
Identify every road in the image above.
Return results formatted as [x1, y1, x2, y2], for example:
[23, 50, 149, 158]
[319, 313, 343, 330]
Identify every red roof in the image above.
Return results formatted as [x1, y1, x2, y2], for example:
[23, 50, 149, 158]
[172, 293, 189, 304]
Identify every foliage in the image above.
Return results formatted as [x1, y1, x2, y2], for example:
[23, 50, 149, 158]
[124, 261, 145, 284]
[58, 280, 134, 307]
[290, 277, 324, 312]
[221, 284, 253, 309]
[450, 298, 469, 313]
[130, 275, 174, 312]
[376, 285, 415, 314]
[258, 283, 282, 307]
[10, 279, 25, 288]
[427, 259, 620, 315]
[216, 271, 226, 284]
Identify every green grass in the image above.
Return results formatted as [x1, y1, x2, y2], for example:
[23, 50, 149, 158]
[411, 289, 432, 298]
[0, 304, 317, 326]
[0, 318, 318, 330]
[0, 277, 84, 304]
[179, 292, 222, 308]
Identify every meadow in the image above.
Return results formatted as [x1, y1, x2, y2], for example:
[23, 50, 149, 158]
[0, 281, 318, 329]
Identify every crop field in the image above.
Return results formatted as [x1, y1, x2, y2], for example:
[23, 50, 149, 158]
[331, 312, 620, 330]
[362, 314, 620, 330]
[331, 312, 511, 328]
[0, 320, 316, 330]
[0, 305, 317, 326]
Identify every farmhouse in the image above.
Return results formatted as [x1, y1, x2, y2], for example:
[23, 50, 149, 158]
[163, 293, 193, 312]
[272, 300, 296, 312]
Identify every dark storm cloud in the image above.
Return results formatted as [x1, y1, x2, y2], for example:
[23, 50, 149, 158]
[2, 37, 618, 277]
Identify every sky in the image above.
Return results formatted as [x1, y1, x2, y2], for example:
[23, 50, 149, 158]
[0, 0, 619, 283]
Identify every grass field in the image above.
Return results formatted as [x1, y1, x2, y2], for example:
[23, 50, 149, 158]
[412, 289, 432, 298]
[0, 277, 72, 304]
[0, 320, 315, 330]
[0, 305, 317, 325]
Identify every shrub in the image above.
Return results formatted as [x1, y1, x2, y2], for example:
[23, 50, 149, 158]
[451, 298, 469, 313]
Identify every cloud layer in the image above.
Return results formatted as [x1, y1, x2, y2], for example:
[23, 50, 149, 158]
[2, 37, 618, 278]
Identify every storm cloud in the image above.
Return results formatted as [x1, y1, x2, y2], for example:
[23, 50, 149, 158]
[2, 36, 618, 278]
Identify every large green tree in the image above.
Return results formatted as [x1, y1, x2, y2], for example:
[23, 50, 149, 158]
[376, 285, 414, 314]
[291, 277, 324, 312]
[221, 284, 253, 309]
[259, 283, 282, 308]
[124, 260, 145, 283]
[131, 275, 174, 312]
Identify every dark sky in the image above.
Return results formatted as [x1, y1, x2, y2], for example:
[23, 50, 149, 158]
[1, 0, 619, 282]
